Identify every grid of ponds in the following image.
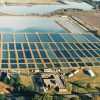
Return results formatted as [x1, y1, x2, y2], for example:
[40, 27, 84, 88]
[0, 32, 100, 69]
[56, 19, 88, 34]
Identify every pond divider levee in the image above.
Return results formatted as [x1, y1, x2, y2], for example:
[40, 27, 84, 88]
[58, 0, 67, 4]
[55, 20, 71, 34]
[55, 16, 87, 34]
[70, 16, 97, 34]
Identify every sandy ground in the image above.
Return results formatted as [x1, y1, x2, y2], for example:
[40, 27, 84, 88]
[5, 0, 60, 4]
[69, 11, 100, 32]
[68, 67, 100, 87]
[20, 75, 33, 86]
[0, 82, 12, 94]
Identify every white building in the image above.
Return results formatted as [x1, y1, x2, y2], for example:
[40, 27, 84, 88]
[87, 69, 95, 77]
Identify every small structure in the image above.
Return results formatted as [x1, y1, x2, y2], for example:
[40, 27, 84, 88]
[87, 69, 95, 77]
[11, 70, 20, 74]
[66, 69, 80, 78]
[35, 69, 40, 73]
[84, 68, 95, 77]
[61, 16, 68, 18]
[44, 68, 54, 73]
[67, 73, 74, 78]
[40, 72, 67, 92]
[73, 70, 80, 74]
[55, 68, 60, 72]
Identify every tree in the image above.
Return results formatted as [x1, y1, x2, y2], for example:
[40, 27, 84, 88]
[2, 76, 8, 84]
[0, 94, 5, 100]
[42, 93, 52, 100]
[75, 80, 85, 86]
[15, 76, 21, 85]
[55, 86, 59, 92]
[53, 95, 66, 100]
[16, 96, 24, 100]
[33, 94, 42, 100]
[96, 87, 100, 92]
[13, 76, 21, 91]
[48, 84, 50, 90]
[7, 78, 15, 86]
[34, 84, 39, 92]
[70, 97, 79, 100]
[72, 85, 78, 92]
[87, 83, 91, 90]
[27, 85, 34, 92]
[64, 80, 72, 93]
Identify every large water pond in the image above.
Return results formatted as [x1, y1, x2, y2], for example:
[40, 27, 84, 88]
[0, 16, 64, 32]
[0, 2, 93, 15]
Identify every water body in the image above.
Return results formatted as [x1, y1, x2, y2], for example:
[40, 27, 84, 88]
[0, 2, 93, 15]
[0, 16, 64, 32]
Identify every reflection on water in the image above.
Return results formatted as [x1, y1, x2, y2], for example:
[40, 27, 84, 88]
[0, 3, 93, 15]
[0, 16, 64, 32]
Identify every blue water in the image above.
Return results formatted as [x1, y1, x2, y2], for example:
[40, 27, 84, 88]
[39, 34, 52, 42]
[15, 34, 26, 42]
[2, 34, 14, 42]
[0, 16, 64, 32]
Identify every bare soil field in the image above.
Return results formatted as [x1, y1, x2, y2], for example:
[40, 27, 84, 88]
[69, 11, 100, 32]
[68, 67, 100, 87]
[0, 82, 12, 94]
[20, 75, 33, 86]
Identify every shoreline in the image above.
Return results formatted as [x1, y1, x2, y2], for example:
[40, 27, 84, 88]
[0, 9, 100, 36]
[0, 2, 61, 6]
[0, 8, 99, 17]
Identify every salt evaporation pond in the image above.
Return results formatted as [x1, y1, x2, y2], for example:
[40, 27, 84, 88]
[0, 2, 93, 15]
[0, 16, 64, 32]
